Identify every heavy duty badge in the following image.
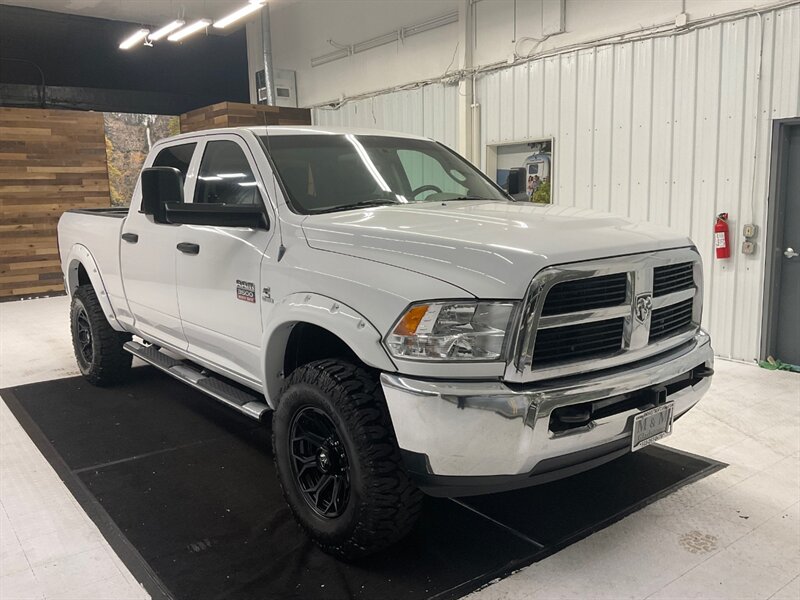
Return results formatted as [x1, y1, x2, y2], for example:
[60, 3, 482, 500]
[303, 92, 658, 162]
[236, 280, 256, 303]
[634, 293, 653, 323]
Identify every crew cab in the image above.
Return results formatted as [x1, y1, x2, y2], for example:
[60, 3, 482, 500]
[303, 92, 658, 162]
[58, 126, 714, 558]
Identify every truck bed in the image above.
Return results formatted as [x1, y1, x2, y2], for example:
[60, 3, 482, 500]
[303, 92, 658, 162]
[58, 208, 129, 317]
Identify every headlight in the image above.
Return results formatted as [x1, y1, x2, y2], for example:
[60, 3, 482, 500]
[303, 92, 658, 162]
[384, 301, 517, 361]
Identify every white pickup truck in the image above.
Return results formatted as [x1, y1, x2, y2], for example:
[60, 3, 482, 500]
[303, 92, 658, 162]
[58, 126, 714, 559]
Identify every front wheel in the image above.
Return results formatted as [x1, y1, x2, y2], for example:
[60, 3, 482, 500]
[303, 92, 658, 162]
[272, 359, 423, 560]
[70, 285, 132, 386]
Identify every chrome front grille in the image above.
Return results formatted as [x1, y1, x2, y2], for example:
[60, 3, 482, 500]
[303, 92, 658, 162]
[509, 248, 702, 382]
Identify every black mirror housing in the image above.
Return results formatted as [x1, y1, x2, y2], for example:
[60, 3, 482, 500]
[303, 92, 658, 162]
[164, 203, 266, 229]
[141, 167, 183, 223]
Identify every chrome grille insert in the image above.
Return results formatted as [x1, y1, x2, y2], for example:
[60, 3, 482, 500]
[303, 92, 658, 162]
[533, 318, 625, 365]
[507, 248, 702, 383]
[649, 298, 694, 342]
[653, 262, 694, 296]
[541, 273, 628, 316]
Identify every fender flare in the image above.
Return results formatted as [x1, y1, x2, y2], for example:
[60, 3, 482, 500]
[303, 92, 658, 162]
[64, 244, 124, 331]
[261, 293, 397, 407]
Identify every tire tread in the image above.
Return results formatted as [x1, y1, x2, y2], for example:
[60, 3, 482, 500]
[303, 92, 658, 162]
[273, 359, 423, 560]
[71, 285, 132, 386]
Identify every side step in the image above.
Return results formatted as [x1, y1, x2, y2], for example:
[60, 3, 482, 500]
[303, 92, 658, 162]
[123, 341, 270, 420]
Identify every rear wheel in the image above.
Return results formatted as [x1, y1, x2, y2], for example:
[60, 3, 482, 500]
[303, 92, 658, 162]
[70, 285, 132, 386]
[273, 359, 423, 560]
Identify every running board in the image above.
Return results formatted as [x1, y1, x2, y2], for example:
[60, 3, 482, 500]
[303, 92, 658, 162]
[123, 341, 270, 420]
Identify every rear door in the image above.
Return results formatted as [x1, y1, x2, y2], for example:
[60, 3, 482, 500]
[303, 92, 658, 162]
[120, 141, 198, 349]
[175, 134, 277, 384]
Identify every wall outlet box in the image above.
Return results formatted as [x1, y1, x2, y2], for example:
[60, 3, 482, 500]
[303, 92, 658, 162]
[675, 13, 688, 27]
[742, 240, 756, 255]
[743, 223, 758, 238]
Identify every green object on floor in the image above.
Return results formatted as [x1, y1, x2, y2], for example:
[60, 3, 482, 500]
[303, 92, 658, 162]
[758, 356, 800, 372]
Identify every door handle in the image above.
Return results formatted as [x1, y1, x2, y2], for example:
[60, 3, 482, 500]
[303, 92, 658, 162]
[785, 247, 798, 259]
[177, 242, 200, 255]
[121, 232, 138, 244]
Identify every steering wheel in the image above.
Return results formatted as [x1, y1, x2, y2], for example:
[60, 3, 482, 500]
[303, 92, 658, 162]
[411, 184, 442, 199]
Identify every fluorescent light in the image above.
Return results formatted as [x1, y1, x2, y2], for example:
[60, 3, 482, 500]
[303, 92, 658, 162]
[149, 20, 185, 41]
[352, 31, 398, 55]
[311, 48, 350, 67]
[218, 173, 246, 179]
[119, 28, 150, 50]
[402, 11, 459, 37]
[213, 1, 265, 29]
[168, 19, 211, 42]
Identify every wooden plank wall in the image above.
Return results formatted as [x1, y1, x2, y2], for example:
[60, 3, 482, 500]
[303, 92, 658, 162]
[180, 101, 311, 133]
[0, 107, 110, 301]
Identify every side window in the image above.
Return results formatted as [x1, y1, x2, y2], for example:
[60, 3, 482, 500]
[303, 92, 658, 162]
[194, 140, 260, 205]
[152, 143, 196, 182]
[397, 149, 468, 198]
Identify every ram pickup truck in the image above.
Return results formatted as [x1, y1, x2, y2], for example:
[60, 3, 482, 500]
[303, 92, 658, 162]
[58, 126, 714, 559]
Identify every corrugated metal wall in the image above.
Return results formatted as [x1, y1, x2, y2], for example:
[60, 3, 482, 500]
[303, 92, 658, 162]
[312, 5, 800, 361]
[313, 83, 460, 150]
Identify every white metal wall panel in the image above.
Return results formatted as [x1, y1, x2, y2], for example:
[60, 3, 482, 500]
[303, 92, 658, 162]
[574, 49, 595, 210]
[312, 83, 460, 150]
[477, 5, 800, 361]
[609, 43, 633, 218]
[591, 46, 614, 214]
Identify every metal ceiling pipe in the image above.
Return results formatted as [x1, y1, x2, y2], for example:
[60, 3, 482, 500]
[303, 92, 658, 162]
[260, 3, 276, 106]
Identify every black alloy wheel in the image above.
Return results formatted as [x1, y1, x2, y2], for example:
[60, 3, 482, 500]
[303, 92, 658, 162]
[272, 359, 423, 560]
[289, 406, 351, 518]
[69, 285, 132, 386]
[74, 305, 94, 368]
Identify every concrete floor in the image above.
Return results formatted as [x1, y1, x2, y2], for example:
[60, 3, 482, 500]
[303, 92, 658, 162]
[1, 296, 798, 600]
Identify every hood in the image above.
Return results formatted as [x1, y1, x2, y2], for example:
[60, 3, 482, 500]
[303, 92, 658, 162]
[301, 201, 693, 299]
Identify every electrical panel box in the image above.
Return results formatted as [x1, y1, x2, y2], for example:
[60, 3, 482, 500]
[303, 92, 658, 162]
[256, 68, 297, 108]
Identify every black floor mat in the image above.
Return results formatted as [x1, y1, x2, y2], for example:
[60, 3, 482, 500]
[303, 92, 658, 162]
[2, 367, 724, 600]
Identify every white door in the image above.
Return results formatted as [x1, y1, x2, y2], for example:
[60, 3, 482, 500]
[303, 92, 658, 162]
[175, 135, 277, 385]
[120, 141, 199, 349]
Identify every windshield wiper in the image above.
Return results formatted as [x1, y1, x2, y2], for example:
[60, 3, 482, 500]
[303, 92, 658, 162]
[321, 199, 401, 213]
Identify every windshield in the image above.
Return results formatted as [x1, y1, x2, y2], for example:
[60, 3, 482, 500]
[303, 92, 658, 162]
[261, 134, 508, 214]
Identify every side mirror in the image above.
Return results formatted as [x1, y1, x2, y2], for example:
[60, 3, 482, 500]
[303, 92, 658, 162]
[141, 167, 183, 224]
[164, 203, 267, 229]
[506, 167, 526, 196]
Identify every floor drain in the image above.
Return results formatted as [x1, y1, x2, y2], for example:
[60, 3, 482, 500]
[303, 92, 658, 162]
[679, 530, 718, 554]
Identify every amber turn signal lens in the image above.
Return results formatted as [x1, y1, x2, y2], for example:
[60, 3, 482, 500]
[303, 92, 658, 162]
[393, 304, 430, 336]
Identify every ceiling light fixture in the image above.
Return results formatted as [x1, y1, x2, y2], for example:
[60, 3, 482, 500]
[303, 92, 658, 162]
[149, 20, 185, 41]
[119, 28, 150, 50]
[213, 1, 266, 29]
[168, 19, 211, 42]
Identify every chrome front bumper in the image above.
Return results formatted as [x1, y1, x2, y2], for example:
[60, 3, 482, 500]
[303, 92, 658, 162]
[381, 331, 713, 494]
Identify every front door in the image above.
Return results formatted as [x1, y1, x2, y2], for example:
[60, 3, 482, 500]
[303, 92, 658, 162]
[175, 135, 277, 385]
[772, 125, 800, 365]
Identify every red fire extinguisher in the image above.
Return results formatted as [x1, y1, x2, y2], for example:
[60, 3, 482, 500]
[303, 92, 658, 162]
[715, 213, 731, 259]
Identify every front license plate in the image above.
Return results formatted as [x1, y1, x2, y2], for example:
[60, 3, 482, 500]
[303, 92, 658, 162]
[632, 402, 675, 451]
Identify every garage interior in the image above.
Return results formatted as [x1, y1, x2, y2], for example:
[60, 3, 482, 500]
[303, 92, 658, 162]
[0, 1, 798, 599]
